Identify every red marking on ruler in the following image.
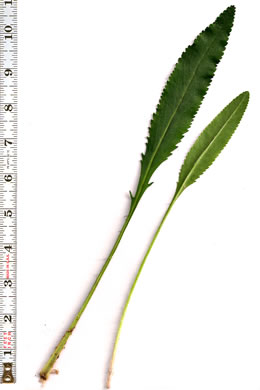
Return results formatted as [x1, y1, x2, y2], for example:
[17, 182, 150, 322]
[3, 332, 12, 349]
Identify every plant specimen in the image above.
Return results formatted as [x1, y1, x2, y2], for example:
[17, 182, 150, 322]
[106, 91, 249, 387]
[39, 5, 248, 383]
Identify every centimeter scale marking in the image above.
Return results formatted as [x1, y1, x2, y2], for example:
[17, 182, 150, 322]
[0, 0, 17, 383]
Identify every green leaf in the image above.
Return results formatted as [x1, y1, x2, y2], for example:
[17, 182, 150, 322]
[131, 5, 235, 209]
[173, 91, 250, 200]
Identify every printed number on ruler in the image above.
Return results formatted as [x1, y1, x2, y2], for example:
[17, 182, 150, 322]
[0, 0, 17, 384]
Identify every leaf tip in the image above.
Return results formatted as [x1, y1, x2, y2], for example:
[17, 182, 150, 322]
[216, 5, 236, 34]
[228, 5, 236, 12]
[239, 91, 250, 106]
[244, 90, 250, 99]
[223, 5, 236, 17]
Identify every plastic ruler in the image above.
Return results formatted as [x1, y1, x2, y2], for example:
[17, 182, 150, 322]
[0, 0, 17, 383]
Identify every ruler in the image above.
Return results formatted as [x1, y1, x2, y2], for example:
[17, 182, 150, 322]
[0, 0, 17, 383]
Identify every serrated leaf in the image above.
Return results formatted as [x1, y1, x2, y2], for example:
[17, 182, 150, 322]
[131, 5, 235, 210]
[173, 91, 249, 200]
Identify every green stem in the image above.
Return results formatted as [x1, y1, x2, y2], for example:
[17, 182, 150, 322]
[40, 203, 137, 381]
[106, 195, 178, 388]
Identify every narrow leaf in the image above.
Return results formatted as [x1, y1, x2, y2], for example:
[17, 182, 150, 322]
[131, 5, 235, 208]
[173, 91, 249, 200]
[106, 92, 249, 388]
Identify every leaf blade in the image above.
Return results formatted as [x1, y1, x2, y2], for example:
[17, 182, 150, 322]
[174, 91, 250, 200]
[131, 6, 235, 207]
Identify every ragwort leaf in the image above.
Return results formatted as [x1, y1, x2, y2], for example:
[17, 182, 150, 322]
[173, 91, 249, 200]
[131, 5, 235, 210]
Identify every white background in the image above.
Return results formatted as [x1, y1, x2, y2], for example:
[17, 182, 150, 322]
[17, 0, 259, 389]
